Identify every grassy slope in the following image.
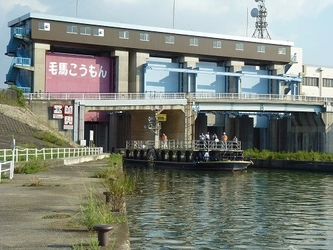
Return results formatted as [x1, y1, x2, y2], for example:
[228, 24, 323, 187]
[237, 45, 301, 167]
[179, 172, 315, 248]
[0, 104, 76, 149]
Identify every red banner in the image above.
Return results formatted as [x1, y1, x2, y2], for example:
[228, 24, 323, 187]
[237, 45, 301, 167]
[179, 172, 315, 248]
[45, 53, 113, 93]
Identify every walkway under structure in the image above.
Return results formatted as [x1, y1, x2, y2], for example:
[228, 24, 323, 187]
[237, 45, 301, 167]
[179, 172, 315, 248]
[25, 91, 333, 153]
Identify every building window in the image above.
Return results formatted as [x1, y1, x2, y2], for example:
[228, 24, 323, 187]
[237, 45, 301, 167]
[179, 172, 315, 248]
[303, 77, 319, 87]
[236, 42, 244, 51]
[66, 25, 77, 34]
[190, 38, 199, 46]
[119, 31, 129, 39]
[257, 45, 265, 53]
[213, 40, 222, 48]
[278, 47, 286, 55]
[80, 27, 91, 35]
[165, 35, 175, 44]
[140, 33, 149, 41]
[323, 78, 333, 87]
[38, 22, 50, 31]
[93, 28, 104, 37]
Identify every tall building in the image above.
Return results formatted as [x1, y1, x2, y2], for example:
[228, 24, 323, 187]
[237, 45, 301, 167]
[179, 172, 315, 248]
[5, 13, 333, 152]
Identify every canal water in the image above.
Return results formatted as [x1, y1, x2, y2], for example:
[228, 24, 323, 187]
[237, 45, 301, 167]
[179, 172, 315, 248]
[124, 167, 333, 250]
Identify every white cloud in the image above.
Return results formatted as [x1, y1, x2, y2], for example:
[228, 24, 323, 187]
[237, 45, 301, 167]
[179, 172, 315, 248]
[264, 0, 333, 22]
[0, 0, 50, 14]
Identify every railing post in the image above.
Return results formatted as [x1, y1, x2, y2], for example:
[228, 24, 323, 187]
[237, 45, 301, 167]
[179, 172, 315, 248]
[15, 148, 18, 163]
[9, 161, 14, 180]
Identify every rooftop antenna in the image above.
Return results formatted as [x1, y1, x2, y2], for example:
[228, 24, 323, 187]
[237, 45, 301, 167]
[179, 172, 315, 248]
[251, 0, 271, 39]
[173, 0, 176, 28]
[76, 0, 78, 18]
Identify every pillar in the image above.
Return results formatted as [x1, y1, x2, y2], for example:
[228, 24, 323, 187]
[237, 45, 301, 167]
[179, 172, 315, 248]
[33, 43, 50, 92]
[225, 60, 244, 93]
[322, 112, 333, 153]
[179, 56, 199, 93]
[268, 64, 285, 94]
[225, 116, 253, 150]
[78, 105, 85, 143]
[111, 50, 129, 93]
[129, 52, 149, 93]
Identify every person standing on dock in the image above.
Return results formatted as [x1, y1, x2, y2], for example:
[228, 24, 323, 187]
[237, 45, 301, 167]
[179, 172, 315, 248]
[161, 133, 168, 149]
[233, 136, 238, 149]
[199, 133, 205, 149]
[212, 133, 219, 148]
[221, 132, 228, 149]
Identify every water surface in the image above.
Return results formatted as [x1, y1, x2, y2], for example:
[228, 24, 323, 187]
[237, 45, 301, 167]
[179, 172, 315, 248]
[125, 167, 333, 249]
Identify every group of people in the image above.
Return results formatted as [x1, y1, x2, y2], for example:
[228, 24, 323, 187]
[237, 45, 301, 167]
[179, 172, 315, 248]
[160, 132, 238, 149]
[199, 132, 236, 142]
[199, 132, 239, 149]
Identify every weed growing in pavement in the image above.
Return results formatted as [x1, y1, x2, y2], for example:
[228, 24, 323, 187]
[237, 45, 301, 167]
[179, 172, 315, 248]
[72, 233, 115, 250]
[43, 213, 71, 219]
[29, 176, 42, 186]
[0, 173, 9, 183]
[93, 153, 137, 212]
[79, 188, 119, 230]
[15, 158, 49, 174]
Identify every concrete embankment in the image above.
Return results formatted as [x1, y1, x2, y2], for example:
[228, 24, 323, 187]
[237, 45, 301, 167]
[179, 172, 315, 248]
[1, 157, 130, 250]
[251, 159, 333, 172]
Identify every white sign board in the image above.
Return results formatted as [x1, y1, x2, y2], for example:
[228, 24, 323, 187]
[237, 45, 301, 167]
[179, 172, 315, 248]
[63, 115, 74, 130]
[53, 104, 63, 119]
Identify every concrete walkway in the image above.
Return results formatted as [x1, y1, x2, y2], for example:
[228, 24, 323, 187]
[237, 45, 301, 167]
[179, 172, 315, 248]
[0, 160, 130, 250]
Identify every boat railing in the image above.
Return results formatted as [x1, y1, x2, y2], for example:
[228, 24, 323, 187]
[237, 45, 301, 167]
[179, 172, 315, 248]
[125, 140, 242, 151]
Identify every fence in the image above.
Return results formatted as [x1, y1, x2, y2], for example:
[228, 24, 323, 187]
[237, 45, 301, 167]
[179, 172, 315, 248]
[0, 161, 14, 182]
[125, 140, 242, 151]
[0, 147, 104, 163]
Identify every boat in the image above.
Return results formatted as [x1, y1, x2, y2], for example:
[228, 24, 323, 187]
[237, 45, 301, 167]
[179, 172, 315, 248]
[120, 140, 253, 171]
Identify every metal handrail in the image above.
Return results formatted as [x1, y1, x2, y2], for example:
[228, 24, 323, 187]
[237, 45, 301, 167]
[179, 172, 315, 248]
[125, 140, 242, 151]
[23, 92, 332, 104]
[0, 161, 14, 182]
[0, 147, 104, 163]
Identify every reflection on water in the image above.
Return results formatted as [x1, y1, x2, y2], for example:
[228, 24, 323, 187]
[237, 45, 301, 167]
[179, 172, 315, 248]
[125, 167, 333, 250]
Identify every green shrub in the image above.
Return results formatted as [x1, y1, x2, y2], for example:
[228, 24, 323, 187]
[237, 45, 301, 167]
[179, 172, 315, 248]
[15, 158, 49, 174]
[34, 131, 67, 146]
[79, 189, 119, 231]
[72, 234, 101, 250]
[92, 153, 137, 212]
[10, 86, 25, 107]
[244, 149, 333, 162]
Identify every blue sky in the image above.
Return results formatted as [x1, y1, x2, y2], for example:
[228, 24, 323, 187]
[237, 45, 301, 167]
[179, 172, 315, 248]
[1, 0, 333, 89]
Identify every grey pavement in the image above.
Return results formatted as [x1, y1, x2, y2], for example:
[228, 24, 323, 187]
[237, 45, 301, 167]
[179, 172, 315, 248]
[0, 159, 130, 250]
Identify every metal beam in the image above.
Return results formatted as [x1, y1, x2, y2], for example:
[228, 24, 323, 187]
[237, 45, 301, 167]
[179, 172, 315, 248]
[146, 66, 302, 82]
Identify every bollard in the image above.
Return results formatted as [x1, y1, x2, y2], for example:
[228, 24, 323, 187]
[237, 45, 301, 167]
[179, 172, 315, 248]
[93, 224, 113, 246]
[103, 191, 111, 203]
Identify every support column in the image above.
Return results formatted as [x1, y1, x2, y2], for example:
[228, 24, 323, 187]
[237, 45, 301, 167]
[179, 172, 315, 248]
[111, 50, 129, 93]
[179, 56, 199, 93]
[225, 116, 253, 150]
[185, 103, 197, 142]
[33, 43, 50, 92]
[318, 67, 324, 97]
[78, 105, 85, 143]
[129, 52, 149, 93]
[321, 112, 333, 153]
[268, 64, 285, 94]
[225, 61, 244, 93]
[177, 57, 198, 141]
